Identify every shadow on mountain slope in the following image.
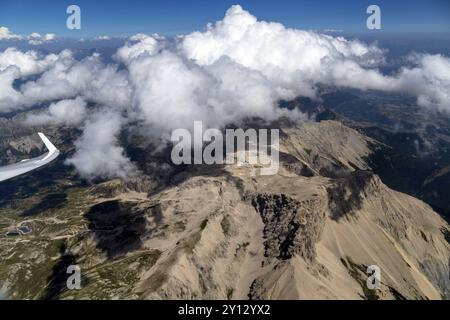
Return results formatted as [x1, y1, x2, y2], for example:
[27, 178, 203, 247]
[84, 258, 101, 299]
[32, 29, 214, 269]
[21, 193, 68, 216]
[85, 200, 149, 259]
[41, 243, 77, 300]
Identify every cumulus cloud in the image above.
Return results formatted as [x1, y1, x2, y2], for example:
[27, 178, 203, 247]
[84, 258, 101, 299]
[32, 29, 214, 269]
[127, 51, 299, 139]
[0, 49, 70, 112]
[0, 26, 21, 40]
[27, 32, 56, 45]
[129, 33, 153, 42]
[181, 5, 386, 99]
[114, 34, 163, 64]
[24, 97, 87, 126]
[65, 110, 136, 180]
[1, 5, 450, 179]
[0, 47, 60, 76]
[0, 47, 64, 112]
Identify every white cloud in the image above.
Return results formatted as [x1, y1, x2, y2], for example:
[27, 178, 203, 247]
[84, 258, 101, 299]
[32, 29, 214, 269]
[0, 48, 67, 112]
[19, 53, 131, 110]
[181, 5, 385, 99]
[114, 34, 162, 64]
[126, 49, 303, 141]
[393, 54, 450, 112]
[0, 47, 60, 76]
[24, 97, 87, 126]
[129, 33, 153, 41]
[28, 32, 56, 45]
[0, 26, 22, 40]
[44, 33, 56, 41]
[0, 66, 23, 110]
[65, 110, 136, 180]
[28, 32, 41, 39]
[127, 50, 212, 134]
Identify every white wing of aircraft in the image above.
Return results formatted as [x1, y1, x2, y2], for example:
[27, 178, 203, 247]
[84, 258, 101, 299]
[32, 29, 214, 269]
[0, 133, 60, 182]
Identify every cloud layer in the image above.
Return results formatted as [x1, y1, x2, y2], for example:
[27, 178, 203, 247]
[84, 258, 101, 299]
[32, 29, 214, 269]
[1, 5, 449, 179]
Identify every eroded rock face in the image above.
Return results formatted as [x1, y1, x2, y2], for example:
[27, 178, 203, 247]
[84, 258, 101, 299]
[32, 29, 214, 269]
[252, 194, 325, 262]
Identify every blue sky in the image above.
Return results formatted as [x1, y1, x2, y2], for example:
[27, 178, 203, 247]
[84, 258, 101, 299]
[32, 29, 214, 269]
[1, 0, 449, 37]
